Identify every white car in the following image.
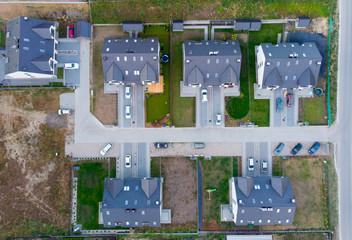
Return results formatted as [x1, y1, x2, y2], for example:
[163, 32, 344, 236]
[64, 63, 79, 69]
[100, 143, 113, 156]
[125, 155, 131, 168]
[125, 105, 131, 119]
[201, 89, 208, 103]
[216, 114, 221, 125]
[58, 108, 72, 115]
[125, 86, 131, 99]
[248, 157, 254, 171]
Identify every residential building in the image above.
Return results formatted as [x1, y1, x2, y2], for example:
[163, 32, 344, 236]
[222, 177, 296, 226]
[101, 178, 167, 228]
[101, 37, 160, 86]
[256, 42, 322, 90]
[183, 40, 242, 88]
[5, 16, 58, 80]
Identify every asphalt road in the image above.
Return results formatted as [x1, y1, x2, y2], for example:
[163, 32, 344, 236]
[336, 0, 352, 238]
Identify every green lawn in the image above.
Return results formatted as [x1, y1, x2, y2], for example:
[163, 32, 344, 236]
[0, 28, 5, 48]
[141, 26, 171, 123]
[109, 157, 116, 178]
[300, 96, 328, 125]
[76, 161, 108, 230]
[232, 157, 238, 177]
[248, 24, 283, 126]
[150, 157, 161, 177]
[226, 44, 250, 120]
[91, 0, 331, 24]
[57, 67, 64, 80]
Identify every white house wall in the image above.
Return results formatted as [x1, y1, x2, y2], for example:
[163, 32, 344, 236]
[256, 46, 265, 88]
[5, 71, 54, 79]
[230, 178, 238, 223]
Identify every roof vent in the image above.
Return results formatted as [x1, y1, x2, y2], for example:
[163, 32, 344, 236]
[237, 59, 241, 63]
[317, 61, 321, 65]
[189, 50, 192, 54]
[289, 53, 294, 58]
[186, 59, 190, 63]
[103, 56, 107, 61]
[106, 48, 110, 52]
[291, 198, 296, 203]
[108, 39, 111, 43]
[266, 62, 270, 66]
[239, 199, 243, 204]
[153, 56, 157, 60]
[156, 200, 159, 205]
[24, 17, 28, 21]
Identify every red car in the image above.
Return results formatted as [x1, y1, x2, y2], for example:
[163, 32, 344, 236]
[287, 93, 293, 107]
[68, 26, 74, 38]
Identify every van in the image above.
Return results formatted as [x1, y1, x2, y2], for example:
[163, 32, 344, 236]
[193, 143, 205, 149]
[201, 89, 208, 103]
[100, 143, 113, 156]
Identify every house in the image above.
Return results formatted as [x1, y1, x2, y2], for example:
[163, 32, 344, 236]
[222, 177, 296, 226]
[101, 178, 166, 228]
[5, 16, 58, 80]
[101, 37, 160, 86]
[74, 20, 91, 39]
[256, 42, 322, 90]
[183, 40, 242, 88]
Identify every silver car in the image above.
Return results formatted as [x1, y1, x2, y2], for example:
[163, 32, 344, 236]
[100, 143, 113, 156]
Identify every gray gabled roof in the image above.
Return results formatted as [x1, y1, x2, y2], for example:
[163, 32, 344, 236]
[259, 42, 322, 89]
[238, 177, 254, 198]
[271, 177, 288, 197]
[74, 20, 91, 38]
[141, 178, 158, 199]
[233, 177, 296, 226]
[183, 40, 241, 86]
[122, 21, 144, 32]
[107, 178, 124, 199]
[102, 178, 162, 228]
[5, 16, 57, 76]
[102, 38, 160, 85]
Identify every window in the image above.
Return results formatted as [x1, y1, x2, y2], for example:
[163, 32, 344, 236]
[125, 200, 128, 205]
[268, 199, 272, 204]
[286, 219, 289, 223]
[40, 49, 45, 53]
[151, 47, 154, 51]
[108, 222, 111, 225]
[288, 209, 292, 213]
[268, 53, 272, 56]
[147, 200, 151, 205]
[240, 220, 243, 223]
[134, 200, 137, 205]
[135, 186, 139, 191]
[23, 47, 29, 51]
[259, 220, 262, 223]
[126, 222, 130, 225]
[117, 57, 120, 61]
[226, 58, 229, 64]
[277, 209, 280, 213]
[241, 209, 245, 213]
[141, 211, 145, 215]
[125, 70, 129, 75]
[278, 221, 281, 224]
[135, 222, 138, 225]
[124, 56, 127, 61]
[295, 60, 299, 65]
[6, 32, 10, 38]
[277, 62, 280, 67]
[206, 73, 210, 78]
[216, 59, 219, 64]
[287, 62, 290, 66]
[309, 60, 313, 65]
[252, 199, 256, 204]
[215, 73, 218, 78]
[207, 59, 210, 64]
[265, 184, 269, 189]
[140, 56, 143, 61]
[124, 186, 130, 191]
[254, 184, 260, 189]
[23, 38, 29, 42]
[267, 220, 271, 223]
[153, 222, 157, 225]
[133, 56, 136, 61]
[293, 76, 296, 81]
[40, 41, 45, 44]
[106, 211, 110, 215]
[134, 70, 140, 75]
[284, 76, 288, 80]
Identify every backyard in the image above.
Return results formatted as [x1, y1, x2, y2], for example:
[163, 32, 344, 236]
[76, 160, 116, 230]
[170, 30, 203, 127]
[90, 0, 332, 24]
[201, 157, 248, 230]
[148, 157, 198, 232]
[299, 96, 328, 125]
[264, 157, 329, 230]
[141, 26, 171, 124]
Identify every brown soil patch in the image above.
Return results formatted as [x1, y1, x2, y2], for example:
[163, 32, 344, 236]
[0, 3, 89, 21]
[161, 157, 197, 224]
[93, 26, 129, 41]
[284, 17, 329, 37]
[0, 90, 71, 237]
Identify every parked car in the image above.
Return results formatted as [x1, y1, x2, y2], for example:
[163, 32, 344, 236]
[58, 108, 72, 115]
[261, 160, 268, 172]
[72, 165, 80, 171]
[248, 157, 254, 171]
[125, 86, 131, 99]
[125, 155, 131, 168]
[68, 26, 74, 38]
[201, 89, 208, 103]
[290, 143, 303, 155]
[193, 142, 205, 149]
[65, 63, 79, 69]
[100, 143, 113, 156]
[154, 142, 168, 149]
[308, 142, 321, 155]
[276, 97, 283, 112]
[273, 143, 285, 155]
[125, 105, 131, 119]
[287, 93, 293, 107]
[216, 114, 221, 125]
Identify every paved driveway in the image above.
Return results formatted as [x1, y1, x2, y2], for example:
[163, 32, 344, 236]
[212, 86, 224, 127]
[119, 142, 149, 178]
[57, 38, 80, 87]
[243, 142, 271, 177]
[273, 89, 283, 127]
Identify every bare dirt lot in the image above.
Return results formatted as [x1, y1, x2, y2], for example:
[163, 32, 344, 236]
[0, 3, 89, 21]
[157, 157, 197, 225]
[0, 89, 72, 237]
